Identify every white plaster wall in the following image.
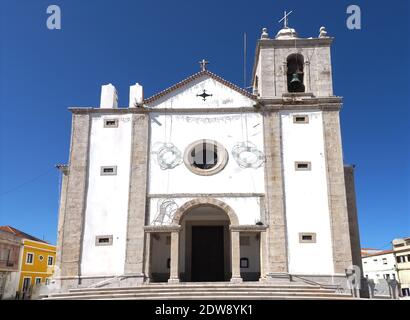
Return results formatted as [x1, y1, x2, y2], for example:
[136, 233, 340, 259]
[240, 234, 260, 273]
[149, 112, 265, 195]
[2, 271, 20, 299]
[362, 253, 398, 283]
[281, 110, 334, 275]
[81, 114, 132, 276]
[147, 76, 255, 109]
[149, 197, 263, 226]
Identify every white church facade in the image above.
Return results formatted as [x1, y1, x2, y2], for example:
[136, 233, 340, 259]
[53, 23, 362, 292]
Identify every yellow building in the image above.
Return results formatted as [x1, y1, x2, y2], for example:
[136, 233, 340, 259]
[0, 226, 56, 298]
[18, 239, 56, 293]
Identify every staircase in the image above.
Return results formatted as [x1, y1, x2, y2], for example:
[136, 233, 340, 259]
[41, 282, 355, 300]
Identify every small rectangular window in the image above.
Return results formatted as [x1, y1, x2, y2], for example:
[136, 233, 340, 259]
[299, 233, 316, 243]
[47, 256, 54, 266]
[295, 162, 312, 171]
[0, 248, 10, 261]
[35, 277, 42, 285]
[26, 253, 34, 264]
[95, 235, 113, 246]
[100, 166, 117, 176]
[104, 119, 118, 128]
[240, 258, 249, 268]
[293, 115, 309, 124]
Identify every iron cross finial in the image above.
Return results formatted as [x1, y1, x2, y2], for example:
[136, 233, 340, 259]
[278, 10, 293, 28]
[197, 89, 212, 101]
[199, 59, 209, 71]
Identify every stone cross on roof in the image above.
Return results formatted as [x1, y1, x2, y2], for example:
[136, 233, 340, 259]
[278, 10, 293, 28]
[199, 59, 209, 71]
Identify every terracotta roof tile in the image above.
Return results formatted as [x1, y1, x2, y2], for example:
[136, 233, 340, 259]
[0, 226, 48, 243]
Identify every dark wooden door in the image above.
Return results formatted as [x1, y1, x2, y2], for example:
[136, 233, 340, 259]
[191, 226, 224, 282]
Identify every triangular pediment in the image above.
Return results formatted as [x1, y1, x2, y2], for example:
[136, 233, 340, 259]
[144, 70, 257, 109]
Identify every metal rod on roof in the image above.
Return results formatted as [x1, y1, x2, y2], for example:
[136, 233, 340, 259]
[243, 32, 247, 89]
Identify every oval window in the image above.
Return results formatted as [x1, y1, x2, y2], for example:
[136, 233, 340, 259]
[184, 140, 228, 176]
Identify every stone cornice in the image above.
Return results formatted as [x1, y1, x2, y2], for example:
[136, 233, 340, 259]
[148, 193, 265, 198]
[258, 37, 334, 48]
[256, 96, 343, 111]
[69, 96, 342, 115]
[229, 225, 268, 232]
[144, 225, 182, 233]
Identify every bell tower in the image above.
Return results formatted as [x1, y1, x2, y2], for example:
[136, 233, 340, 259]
[252, 21, 334, 98]
[254, 16, 358, 285]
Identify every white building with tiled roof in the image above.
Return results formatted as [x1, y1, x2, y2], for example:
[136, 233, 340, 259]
[50, 22, 364, 299]
[361, 249, 398, 283]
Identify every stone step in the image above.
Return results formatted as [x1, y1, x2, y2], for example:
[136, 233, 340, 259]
[44, 290, 352, 300]
[49, 287, 336, 298]
[68, 283, 324, 293]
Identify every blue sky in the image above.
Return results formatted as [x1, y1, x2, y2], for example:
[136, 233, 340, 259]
[0, 0, 409, 249]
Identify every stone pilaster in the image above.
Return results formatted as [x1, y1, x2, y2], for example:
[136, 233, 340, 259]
[259, 230, 268, 281]
[344, 165, 369, 298]
[168, 231, 180, 283]
[230, 230, 242, 282]
[322, 111, 353, 274]
[54, 166, 69, 281]
[124, 114, 149, 283]
[263, 111, 288, 276]
[58, 113, 91, 287]
[143, 232, 152, 283]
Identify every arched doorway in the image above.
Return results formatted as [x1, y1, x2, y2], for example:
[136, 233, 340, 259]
[180, 205, 230, 282]
[173, 198, 239, 282]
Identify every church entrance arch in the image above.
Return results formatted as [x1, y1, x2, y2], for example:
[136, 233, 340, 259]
[175, 199, 238, 282]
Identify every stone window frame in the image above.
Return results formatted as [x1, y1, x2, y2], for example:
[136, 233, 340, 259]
[295, 161, 312, 171]
[95, 235, 113, 246]
[293, 115, 309, 124]
[183, 139, 229, 176]
[103, 118, 119, 128]
[47, 255, 54, 266]
[100, 166, 117, 176]
[299, 233, 317, 243]
[35, 277, 42, 285]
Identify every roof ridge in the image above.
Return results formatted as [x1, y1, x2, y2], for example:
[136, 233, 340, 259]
[0, 225, 47, 243]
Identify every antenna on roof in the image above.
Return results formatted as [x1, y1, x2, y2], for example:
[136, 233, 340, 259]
[243, 32, 247, 89]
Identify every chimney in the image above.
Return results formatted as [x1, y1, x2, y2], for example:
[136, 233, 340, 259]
[129, 83, 143, 108]
[100, 83, 118, 109]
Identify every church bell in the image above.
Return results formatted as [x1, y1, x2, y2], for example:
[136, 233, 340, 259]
[290, 73, 301, 84]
